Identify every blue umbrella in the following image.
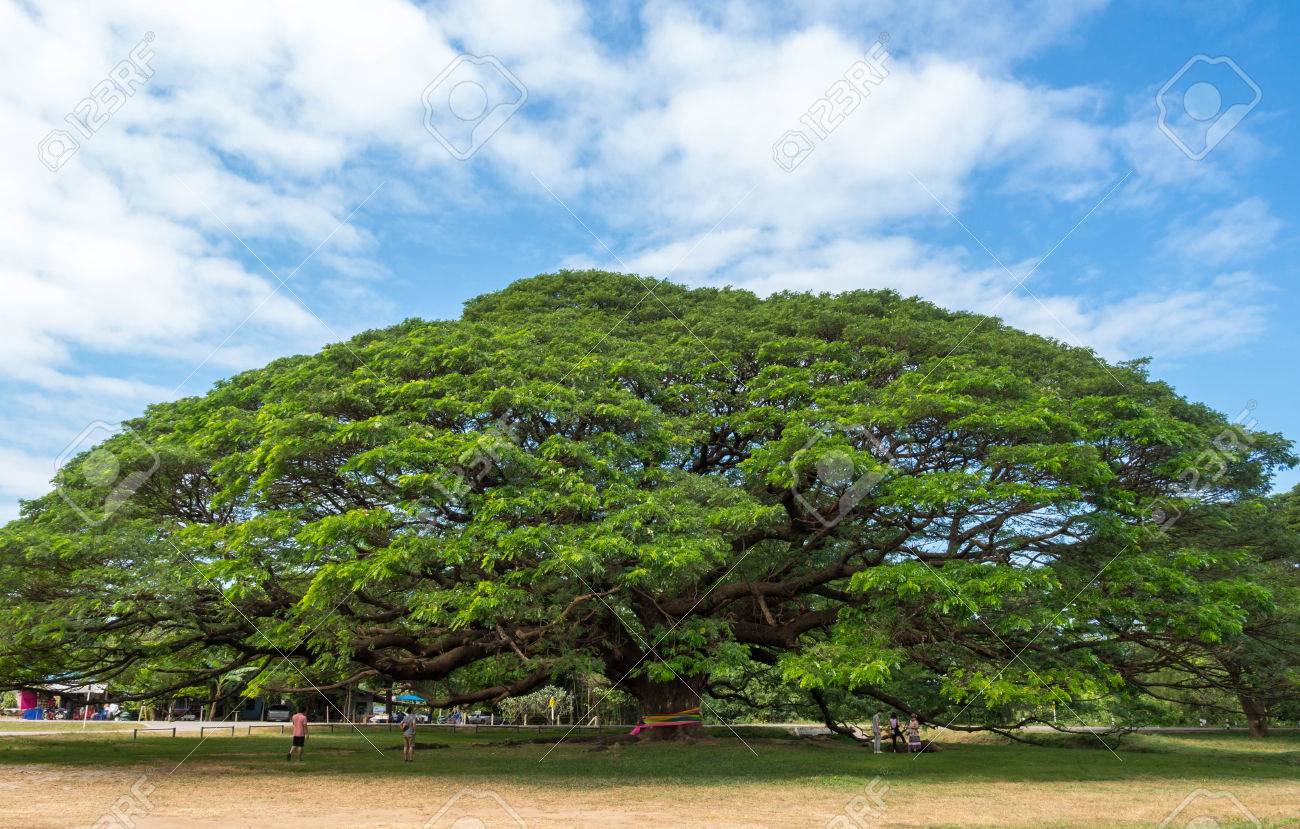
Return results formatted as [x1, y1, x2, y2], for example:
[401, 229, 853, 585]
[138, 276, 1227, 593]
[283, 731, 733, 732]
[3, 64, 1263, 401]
[395, 693, 426, 703]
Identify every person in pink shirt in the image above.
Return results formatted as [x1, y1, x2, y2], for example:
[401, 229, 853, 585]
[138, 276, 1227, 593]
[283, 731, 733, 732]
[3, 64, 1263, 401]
[287, 709, 308, 761]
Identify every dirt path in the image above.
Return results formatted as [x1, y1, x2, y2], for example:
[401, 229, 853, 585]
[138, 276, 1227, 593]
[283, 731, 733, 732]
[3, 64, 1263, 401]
[1, 763, 1295, 828]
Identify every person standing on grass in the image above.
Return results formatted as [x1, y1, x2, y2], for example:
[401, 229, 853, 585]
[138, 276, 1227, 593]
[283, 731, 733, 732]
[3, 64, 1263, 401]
[287, 708, 308, 761]
[871, 711, 882, 754]
[399, 709, 417, 762]
[888, 712, 901, 752]
[907, 713, 922, 753]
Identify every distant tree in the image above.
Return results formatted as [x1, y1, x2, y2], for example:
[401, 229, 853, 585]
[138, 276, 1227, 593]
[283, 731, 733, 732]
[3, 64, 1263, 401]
[498, 685, 570, 724]
[0, 272, 1292, 737]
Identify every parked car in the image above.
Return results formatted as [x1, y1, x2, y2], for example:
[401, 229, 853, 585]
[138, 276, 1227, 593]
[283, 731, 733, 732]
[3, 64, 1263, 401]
[116, 710, 137, 721]
[265, 704, 293, 722]
[369, 713, 390, 723]
[465, 711, 492, 725]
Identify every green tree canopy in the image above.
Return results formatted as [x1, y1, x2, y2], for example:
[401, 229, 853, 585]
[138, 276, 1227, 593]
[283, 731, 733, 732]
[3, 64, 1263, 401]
[1103, 488, 1300, 736]
[1, 271, 1292, 730]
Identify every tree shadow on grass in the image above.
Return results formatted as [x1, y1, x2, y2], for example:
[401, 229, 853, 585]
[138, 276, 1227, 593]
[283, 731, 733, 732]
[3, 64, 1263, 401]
[0, 732, 1295, 788]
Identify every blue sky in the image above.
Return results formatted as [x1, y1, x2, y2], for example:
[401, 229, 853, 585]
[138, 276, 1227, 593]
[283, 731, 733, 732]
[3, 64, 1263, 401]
[2, 0, 1297, 521]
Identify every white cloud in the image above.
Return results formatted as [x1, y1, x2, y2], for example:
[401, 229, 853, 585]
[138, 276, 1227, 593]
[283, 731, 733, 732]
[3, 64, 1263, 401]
[2, 0, 440, 516]
[1, 3, 398, 393]
[0, 447, 55, 500]
[1161, 198, 1283, 266]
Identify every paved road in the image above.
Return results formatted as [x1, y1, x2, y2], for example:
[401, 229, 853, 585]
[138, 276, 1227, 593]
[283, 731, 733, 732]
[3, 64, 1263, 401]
[0, 719, 600, 737]
[0, 718, 272, 737]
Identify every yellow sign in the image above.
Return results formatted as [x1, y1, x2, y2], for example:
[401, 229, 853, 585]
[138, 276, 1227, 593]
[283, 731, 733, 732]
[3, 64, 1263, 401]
[548, 696, 556, 709]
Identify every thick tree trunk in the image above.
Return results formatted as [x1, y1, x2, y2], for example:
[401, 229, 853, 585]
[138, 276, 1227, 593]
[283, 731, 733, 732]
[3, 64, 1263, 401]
[625, 674, 705, 741]
[1238, 693, 1270, 738]
[601, 597, 708, 741]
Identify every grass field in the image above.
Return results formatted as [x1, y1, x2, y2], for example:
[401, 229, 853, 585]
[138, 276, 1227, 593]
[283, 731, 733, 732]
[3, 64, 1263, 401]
[0, 726, 1294, 828]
